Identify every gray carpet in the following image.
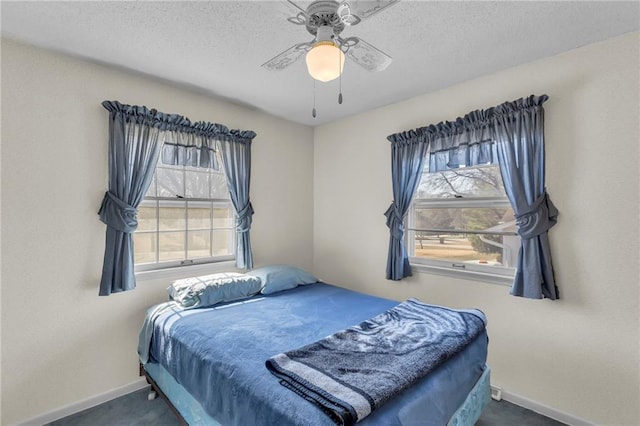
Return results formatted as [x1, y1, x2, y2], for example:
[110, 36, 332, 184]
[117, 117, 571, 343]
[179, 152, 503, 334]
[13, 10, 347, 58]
[47, 387, 566, 426]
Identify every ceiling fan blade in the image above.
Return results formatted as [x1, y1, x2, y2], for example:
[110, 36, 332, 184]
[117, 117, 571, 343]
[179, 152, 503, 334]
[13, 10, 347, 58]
[286, 0, 308, 16]
[261, 42, 312, 71]
[284, 0, 309, 25]
[343, 37, 392, 72]
[338, 0, 399, 25]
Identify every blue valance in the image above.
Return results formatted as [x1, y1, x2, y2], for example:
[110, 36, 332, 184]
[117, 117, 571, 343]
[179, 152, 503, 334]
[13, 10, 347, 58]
[102, 101, 255, 170]
[387, 95, 549, 172]
[101, 101, 256, 143]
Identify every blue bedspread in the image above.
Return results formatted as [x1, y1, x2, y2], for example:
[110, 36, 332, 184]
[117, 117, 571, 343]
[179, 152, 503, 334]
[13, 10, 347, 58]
[266, 298, 486, 425]
[145, 283, 488, 426]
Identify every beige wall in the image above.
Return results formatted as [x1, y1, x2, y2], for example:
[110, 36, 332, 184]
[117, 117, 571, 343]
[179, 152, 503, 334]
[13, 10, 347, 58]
[2, 32, 639, 426]
[0, 39, 313, 424]
[313, 32, 639, 425]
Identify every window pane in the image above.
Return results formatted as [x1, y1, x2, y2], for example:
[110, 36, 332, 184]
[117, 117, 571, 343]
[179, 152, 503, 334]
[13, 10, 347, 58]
[213, 206, 234, 228]
[133, 232, 156, 264]
[146, 174, 157, 197]
[158, 232, 185, 261]
[135, 156, 237, 268]
[416, 165, 505, 199]
[156, 167, 184, 198]
[185, 170, 210, 198]
[412, 231, 518, 268]
[188, 205, 212, 230]
[211, 173, 230, 199]
[213, 229, 234, 256]
[188, 230, 211, 259]
[413, 206, 515, 233]
[137, 205, 157, 231]
[159, 203, 186, 231]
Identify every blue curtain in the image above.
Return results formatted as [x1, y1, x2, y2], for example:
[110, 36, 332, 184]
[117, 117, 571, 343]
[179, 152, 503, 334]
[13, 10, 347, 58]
[218, 133, 257, 270]
[164, 124, 257, 269]
[385, 95, 558, 299]
[492, 95, 559, 299]
[98, 101, 257, 295]
[384, 131, 430, 280]
[98, 101, 170, 296]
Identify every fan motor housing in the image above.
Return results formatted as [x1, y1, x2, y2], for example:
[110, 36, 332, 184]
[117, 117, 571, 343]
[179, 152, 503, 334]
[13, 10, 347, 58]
[305, 1, 345, 36]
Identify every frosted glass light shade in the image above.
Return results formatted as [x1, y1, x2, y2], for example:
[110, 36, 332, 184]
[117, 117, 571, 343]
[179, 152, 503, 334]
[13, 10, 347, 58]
[305, 41, 345, 82]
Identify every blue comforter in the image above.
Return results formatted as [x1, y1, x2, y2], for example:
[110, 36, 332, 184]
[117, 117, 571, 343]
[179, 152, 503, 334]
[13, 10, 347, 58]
[144, 283, 488, 426]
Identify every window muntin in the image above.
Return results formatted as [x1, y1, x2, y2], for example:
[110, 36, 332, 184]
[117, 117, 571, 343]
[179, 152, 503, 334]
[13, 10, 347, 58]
[134, 152, 235, 271]
[408, 164, 517, 277]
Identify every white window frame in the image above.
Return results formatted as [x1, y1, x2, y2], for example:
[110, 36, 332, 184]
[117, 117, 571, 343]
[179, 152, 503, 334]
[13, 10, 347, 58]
[407, 194, 517, 287]
[134, 159, 236, 274]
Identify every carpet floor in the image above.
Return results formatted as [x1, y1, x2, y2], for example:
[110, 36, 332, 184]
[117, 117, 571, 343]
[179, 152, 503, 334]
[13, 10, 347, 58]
[47, 387, 567, 426]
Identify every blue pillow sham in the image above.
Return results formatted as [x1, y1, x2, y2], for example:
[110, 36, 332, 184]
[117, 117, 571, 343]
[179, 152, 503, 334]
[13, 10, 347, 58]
[246, 265, 318, 295]
[168, 272, 263, 309]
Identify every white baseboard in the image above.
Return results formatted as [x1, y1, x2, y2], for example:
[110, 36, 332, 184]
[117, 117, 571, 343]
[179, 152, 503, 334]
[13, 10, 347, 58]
[492, 386, 596, 426]
[13, 378, 149, 426]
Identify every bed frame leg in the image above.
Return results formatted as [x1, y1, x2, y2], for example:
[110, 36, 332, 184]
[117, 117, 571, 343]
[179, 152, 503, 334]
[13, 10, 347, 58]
[138, 362, 189, 425]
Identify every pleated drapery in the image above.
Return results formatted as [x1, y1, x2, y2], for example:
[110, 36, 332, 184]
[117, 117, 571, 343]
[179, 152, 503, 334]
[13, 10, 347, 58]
[218, 134, 256, 269]
[98, 101, 256, 295]
[492, 95, 559, 299]
[384, 131, 430, 280]
[161, 124, 257, 271]
[98, 101, 167, 296]
[386, 95, 559, 299]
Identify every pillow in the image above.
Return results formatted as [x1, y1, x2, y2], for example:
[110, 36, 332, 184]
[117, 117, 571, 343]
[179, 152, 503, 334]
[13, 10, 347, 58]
[167, 272, 262, 309]
[246, 265, 318, 295]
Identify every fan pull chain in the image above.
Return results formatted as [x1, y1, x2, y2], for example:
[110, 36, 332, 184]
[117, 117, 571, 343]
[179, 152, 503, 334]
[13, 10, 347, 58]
[338, 50, 343, 105]
[312, 79, 317, 118]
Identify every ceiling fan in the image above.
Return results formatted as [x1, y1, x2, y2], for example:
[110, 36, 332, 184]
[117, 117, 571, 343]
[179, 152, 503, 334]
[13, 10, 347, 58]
[262, 0, 399, 83]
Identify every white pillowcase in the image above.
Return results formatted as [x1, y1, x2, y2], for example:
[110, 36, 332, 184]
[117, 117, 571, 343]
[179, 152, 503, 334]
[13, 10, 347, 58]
[168, 272, 263, 309]
[246, 265, 318, 295]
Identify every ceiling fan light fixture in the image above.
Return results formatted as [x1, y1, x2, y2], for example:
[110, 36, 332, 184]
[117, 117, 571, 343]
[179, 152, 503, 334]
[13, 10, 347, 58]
[305, 41, 345, 82]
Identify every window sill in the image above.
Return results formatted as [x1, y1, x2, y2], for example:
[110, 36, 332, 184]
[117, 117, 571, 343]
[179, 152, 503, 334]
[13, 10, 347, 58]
[135, 260, 239, 282]
[410, 262, 514, 287]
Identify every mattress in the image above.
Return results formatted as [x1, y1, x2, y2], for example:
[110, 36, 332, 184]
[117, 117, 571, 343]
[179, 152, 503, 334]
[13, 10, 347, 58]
[144, 282, 489, 425]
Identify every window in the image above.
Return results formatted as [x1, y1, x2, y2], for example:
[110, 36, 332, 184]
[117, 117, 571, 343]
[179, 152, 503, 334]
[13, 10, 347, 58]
[407, 163, 517, 282]
[134, 150, 235, 271]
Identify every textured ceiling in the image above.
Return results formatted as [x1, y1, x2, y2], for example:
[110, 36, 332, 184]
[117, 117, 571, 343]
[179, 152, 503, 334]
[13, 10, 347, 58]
[2, 1, 639, 127]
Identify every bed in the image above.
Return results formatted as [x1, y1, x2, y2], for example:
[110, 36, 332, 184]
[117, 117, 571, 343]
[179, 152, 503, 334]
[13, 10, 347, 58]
[138, 277, 490, 426]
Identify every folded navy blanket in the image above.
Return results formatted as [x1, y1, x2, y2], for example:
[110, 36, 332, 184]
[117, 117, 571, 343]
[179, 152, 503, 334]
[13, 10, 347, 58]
[265, 298, 486, 425]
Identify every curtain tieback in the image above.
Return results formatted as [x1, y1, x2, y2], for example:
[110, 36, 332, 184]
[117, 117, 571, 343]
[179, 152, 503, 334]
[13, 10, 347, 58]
[98, 191, 138, 233]
[515, 191, 558, 240]
[384, 203, 405, 239]
[236, 202, 254, 233]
